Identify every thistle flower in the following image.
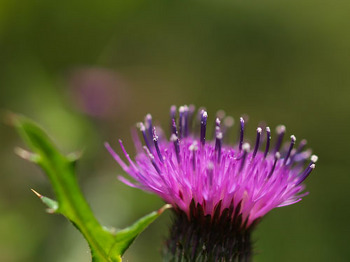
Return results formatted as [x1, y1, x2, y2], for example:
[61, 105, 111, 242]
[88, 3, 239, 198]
[106, 105, 317, 261]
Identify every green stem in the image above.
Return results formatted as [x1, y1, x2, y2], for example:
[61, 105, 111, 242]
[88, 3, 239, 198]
[12, 114, 169, 262]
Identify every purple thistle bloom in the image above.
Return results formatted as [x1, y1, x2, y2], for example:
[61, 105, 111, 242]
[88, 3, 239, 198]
[106, 105, 317, 261]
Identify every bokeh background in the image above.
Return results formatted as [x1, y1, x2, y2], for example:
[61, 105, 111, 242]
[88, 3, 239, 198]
[1, 0, 350, 261]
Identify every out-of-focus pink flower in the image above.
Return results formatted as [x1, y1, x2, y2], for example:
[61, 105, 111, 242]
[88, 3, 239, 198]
[68, 67, 127, 118]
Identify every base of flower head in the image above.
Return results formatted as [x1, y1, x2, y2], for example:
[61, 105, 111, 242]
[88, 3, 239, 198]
[163, 200, 257, 262]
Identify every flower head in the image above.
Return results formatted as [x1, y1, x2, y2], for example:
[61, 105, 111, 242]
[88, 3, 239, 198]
[106, 105, 317, 260]
[107, 105, 316, 225]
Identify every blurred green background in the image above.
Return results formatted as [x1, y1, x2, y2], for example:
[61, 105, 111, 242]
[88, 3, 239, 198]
[1, 0, 350, 261]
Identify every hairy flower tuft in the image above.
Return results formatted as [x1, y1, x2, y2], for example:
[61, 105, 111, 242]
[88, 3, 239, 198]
[106, 105, 317, 261]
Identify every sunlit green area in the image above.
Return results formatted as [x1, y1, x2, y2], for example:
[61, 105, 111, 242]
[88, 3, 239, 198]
[1, 0, 350, 261]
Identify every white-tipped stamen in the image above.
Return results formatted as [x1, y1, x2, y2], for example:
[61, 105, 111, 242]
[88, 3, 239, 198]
[200, 111, 208, 146]
[145, 114, 153, 140]
[253, 127, 262, 158]
[268, 152, 280, 178]
[215, 131, 223, 163]
[138, 122, 146, 131]
[283, 135, 296, 165]
[178, 106, 185, 138]
[170, 134, 181, 163]
[216, 117, 221, 127]
[239, 143, 250, 171]
[189, 141, 198, 171]
[170, 134, 178, 142]
[138, 122, 152, 152]
[216, 132, 223, 140]
[264, 126, 271, 158]
[239, 117, 245, 151]
[170, 105, 177, 117]
[274, 125, 286, 153]
[242, 142, 250, 152]
[296, 163, 316, 185]
[311, 155, 318, 163]
[152, 127, 164, 163]
[276, 125, 286, 134]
